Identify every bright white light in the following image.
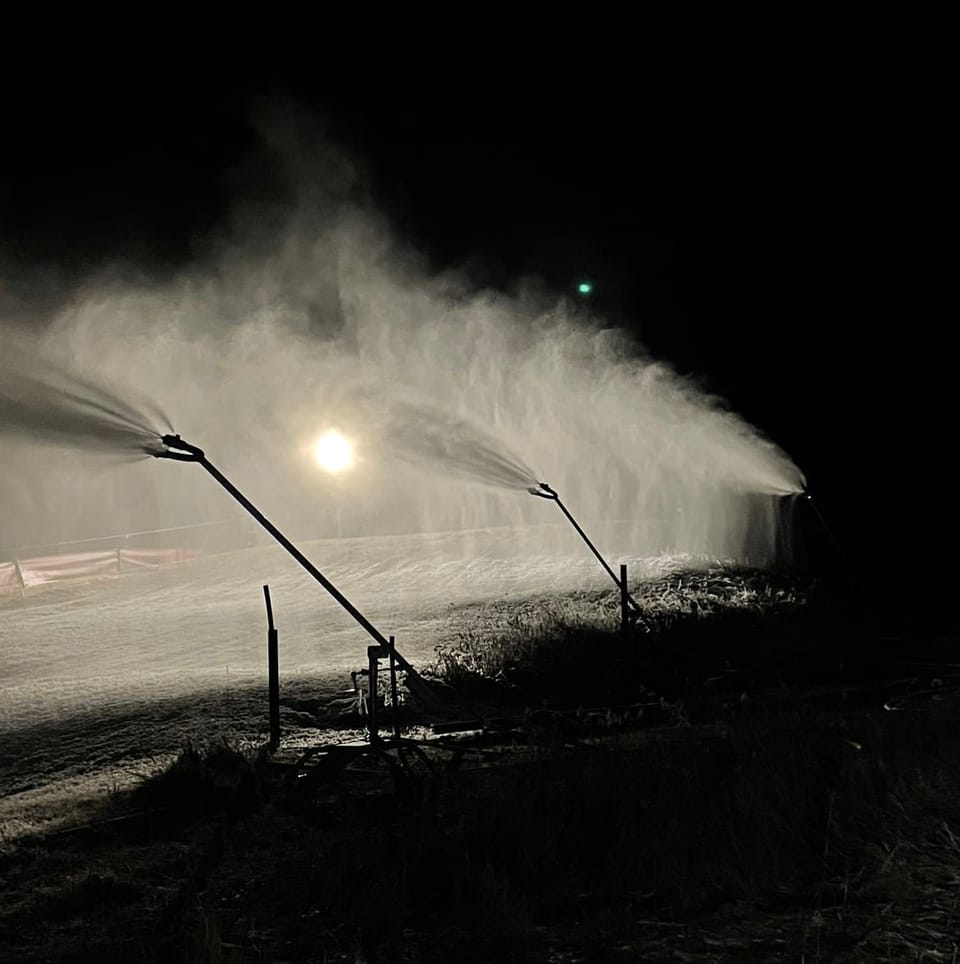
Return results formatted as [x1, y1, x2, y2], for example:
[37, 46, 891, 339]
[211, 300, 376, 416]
[313, 430, 354, 473]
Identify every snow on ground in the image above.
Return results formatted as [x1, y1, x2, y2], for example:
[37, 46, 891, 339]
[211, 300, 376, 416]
[0, 523, 682, 810]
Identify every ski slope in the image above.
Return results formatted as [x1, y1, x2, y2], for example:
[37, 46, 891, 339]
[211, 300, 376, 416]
[0, 523, 679, 801]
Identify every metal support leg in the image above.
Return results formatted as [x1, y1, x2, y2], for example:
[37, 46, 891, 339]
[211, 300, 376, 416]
[368, 645, 380, 743]
[389, 635, 401, 739]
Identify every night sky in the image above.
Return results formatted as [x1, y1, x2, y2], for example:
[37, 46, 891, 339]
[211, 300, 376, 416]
[1, 59, 950, 612]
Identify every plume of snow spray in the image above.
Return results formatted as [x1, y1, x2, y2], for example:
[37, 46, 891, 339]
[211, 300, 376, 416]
[0, 108, 806, 567]
[0, 342, 170, 453]
[382, 401, 539, 490]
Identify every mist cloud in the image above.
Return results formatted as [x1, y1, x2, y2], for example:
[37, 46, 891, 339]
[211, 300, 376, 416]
[0, 102, 804, 565]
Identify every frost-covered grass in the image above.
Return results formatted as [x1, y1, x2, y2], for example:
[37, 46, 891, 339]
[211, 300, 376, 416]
[430, 565, 816, 694]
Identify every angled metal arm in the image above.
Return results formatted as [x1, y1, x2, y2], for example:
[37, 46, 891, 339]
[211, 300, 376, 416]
[153, 434, 426, 678]
[530, 481, 641, 612]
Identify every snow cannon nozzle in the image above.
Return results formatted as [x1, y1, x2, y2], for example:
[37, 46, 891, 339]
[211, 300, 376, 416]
[528, 481, 558, 500]
[154, 434, 205, 460]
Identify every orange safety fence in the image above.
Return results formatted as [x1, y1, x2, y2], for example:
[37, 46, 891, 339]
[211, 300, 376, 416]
[0, 561, 20, 595]
[0, 548, 200, 594]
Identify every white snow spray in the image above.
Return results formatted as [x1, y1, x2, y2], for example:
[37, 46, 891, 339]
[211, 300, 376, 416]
[382, 401, 539, 491]
[0, 117, 804, 566]
[0, 343, 170, 454]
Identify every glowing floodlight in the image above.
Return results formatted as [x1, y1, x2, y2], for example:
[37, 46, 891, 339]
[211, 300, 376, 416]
[314, 430, 354, 473]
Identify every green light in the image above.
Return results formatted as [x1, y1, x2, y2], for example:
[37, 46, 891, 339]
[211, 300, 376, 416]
[577, 281, 593, 295]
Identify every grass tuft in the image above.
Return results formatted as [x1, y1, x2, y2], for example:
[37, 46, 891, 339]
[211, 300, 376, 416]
[132, 740, 264, 818]
[430, 566, 819, 706]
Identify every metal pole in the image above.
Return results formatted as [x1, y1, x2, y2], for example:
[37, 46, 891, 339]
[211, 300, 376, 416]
[620, 563, 629, 636]
[389, 635, 401, 740]
[194, 457, 443, 698]
[530, 483, 646, 630]
[155, 438, 442, 706]
[553, 494, 622, 587]
[546, 489, 641, 613]
[368, 646, 380, 744]
[263, 585, 280, 750]
[201, 456, 388, 647]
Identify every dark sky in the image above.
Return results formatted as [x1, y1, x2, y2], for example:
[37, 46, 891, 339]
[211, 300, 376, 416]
[0, 61, 949, 594]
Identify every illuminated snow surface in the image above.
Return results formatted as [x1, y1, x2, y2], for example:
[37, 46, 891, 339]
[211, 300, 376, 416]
[0, 524, 687, 822]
